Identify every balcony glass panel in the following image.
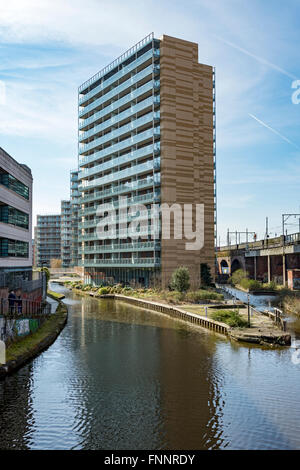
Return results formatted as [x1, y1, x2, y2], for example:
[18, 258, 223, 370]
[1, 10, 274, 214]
[79, 66, 154, 118]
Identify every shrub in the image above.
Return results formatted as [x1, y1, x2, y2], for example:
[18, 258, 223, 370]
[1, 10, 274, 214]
[98, 287, 109, 295]
[201, 263, 213, 286]
[211, 310, 248, 328]
[265, 281, 277, 291]
[230, 269, 248, 286]
[170, 266, 190, 293]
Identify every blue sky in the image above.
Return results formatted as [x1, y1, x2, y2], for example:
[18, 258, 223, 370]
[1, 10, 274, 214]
[0, 0, 299, 245]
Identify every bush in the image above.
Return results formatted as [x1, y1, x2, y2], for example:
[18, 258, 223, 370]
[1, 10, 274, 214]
[265, 281, 277, 291]
[170, 266, 190, 293]
[98, 287, 109, 295]
[230, 269, 248, 286]
[201, 263, 213, 286]
[185, 290, 224, 303]
[211, 310, 248, 328]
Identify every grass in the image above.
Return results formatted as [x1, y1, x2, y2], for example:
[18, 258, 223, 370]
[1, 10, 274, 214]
[5, 303, 67, 363]
[211, 309, 249, 328]
[47, 290, 65, 300]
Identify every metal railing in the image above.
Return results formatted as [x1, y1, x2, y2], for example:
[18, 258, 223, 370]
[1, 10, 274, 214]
[79, 33, 154, 92]
[0, 297, 51, 317]
[0, 272, 45, 292]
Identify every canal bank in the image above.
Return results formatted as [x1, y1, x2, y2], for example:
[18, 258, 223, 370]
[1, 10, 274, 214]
[0, 301, 68, 378]
[65, 286, 290, 347]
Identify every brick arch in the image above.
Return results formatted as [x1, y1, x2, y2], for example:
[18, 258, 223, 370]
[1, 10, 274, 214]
[218, 257, 230, 274]
[231, 257, 245, 273]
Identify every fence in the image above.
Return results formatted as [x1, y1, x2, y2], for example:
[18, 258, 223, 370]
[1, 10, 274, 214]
[0, 298, 51, 317]
[250, 306, 287, 332]
[0, 271, 45, 293]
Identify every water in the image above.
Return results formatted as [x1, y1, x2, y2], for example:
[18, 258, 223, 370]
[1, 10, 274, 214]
[0, 282, 300, 450]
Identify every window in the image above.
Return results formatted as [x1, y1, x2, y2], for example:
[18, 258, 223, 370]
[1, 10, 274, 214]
[0, 168, 29, 200]
[0, 204, 29, 229]
[0, 237, 29, 258]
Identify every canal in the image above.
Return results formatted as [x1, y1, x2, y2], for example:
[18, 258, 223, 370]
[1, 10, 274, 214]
[0, 282, 300, 450]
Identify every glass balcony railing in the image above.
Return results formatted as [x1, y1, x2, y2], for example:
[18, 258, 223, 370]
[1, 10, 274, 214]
[78, 190, 160, 217]
[79, 208, 152, 229]
[79, 126, 160, 165]
[79, 241, 160, 254]
[79, 111, 159, 154]
[79, 49, 156, 105]
[79, 82, 159, 131]
[79, 96, 157, 142]
[79, 257, 161, 267]
[80, 157, 160, 191]
[79, 33, 155, 92]
[79, 65, 154, 118]
[79, 174, 160, 205]
[79, 142, 160, 179]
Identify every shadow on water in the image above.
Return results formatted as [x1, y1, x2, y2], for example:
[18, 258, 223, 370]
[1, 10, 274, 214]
[0, 282, 299, 450]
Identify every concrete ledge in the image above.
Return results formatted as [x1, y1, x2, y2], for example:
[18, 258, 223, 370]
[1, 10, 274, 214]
[0, 302, 68, 379]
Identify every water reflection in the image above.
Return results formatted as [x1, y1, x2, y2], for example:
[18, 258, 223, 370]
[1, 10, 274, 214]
[0, 284, 299, 450]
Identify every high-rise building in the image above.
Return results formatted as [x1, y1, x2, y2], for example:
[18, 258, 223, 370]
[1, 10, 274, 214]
[61, 200, 72, 268]
[70, 170, 80, 267]
[78, 34, 215, 288]
[0, 146, 33, 277]
[35, 214, 61, 267]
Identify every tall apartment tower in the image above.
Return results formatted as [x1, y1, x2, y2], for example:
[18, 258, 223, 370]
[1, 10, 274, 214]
[78, 34, 215, 288]
[35, 215, 61, 267]
[61, 200, 72, 268]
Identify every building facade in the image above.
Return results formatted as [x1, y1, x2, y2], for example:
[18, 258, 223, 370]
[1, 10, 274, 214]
[0, 146, 33, 277]
[78, 34, 215, 287]
[35, 214, 61, 267]
[70, 170, 80, 267]
[61, 200, 72, 268]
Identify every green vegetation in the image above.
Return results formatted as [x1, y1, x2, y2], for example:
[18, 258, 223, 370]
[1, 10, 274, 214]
[170, 266, 190, 293]
[211, 309, 249, 328]
[201, 263, 213, 286]
[47, 290, 65, 300]
[6, 303, 67, 363]
[64, 280, 224, 305]
[230, 269, 278, 292]
[282, 295, 300, 315]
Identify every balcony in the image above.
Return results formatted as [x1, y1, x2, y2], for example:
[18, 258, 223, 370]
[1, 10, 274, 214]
[79, 111, 159, 154]
[79, 65, 154, 118]
[79, 190, 160, 216]
[79, 174, 160, 204]
[79, 157, 160, 191]
[79, 82, 159, 131]
[79, 257, 161, 268]
[79, 126, 160, 165]
[79, 241, 160, 254]
[79, 49, 156, 105]
[79, 142, 160, 179]
[79, 33, 155, 93]
[79, 95, 158, 142]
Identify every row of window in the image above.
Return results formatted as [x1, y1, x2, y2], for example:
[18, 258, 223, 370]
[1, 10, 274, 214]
[0, 237, 29, 258]
[0, 168, 29, 200]
[0, 204, 29, 229]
